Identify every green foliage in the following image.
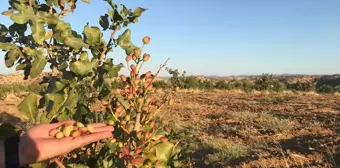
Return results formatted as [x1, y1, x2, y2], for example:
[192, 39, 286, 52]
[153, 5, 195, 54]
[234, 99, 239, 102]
[318, 85, 336, 94]
[198, 136, 249, 166]
[110, 78, 124, 89]
[316, 75, 340, 93]
[166, 68, 186, 89]
[228, 79, 255, 92]
[1, 1, 185, 167]
[255, 74, 286, 92]
[153, 80, 171, 89]
[289, 81, 315, 92]
[17, 92, 39, 122]
[0, 83, 45, 100]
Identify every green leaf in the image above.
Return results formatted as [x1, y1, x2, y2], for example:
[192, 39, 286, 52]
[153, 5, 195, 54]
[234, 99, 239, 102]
[30, 53, 47, 78]
[117, 29, 138, 55]
[46, 93, 66, 119]
[60, 89, 78, 111]
[22, 47, 39, 57]
[81, 0, 90, 4]
[40, 111, 52, 124]
[104, 0, 116, 9]
[64, 36, 89, 50]
[73, 103, 90, 119]
[116, 95, 130, 109]
[55, 21, 71, 32]
[112, 9, 123, 23]
[53, 21, 72, 42]
[120, 4, 129, 18]
[36, 11, 59, 25]
[9, 23, 27, 37]
[66, 164, 89, 168]
[0, 24, 9, 36]
[99, 14, 109, 30]
[17, 92, 39, 122]
[101, 59, 124, 77]
[70, 52, 97, 76]
[151, 129, 167, 141]
[57, 109, 73, 121]
[83, 25, 102, 46]
[133, 7, 147, 17]
[28, 162, 48, 168]
[5, 48, 22, 68]
[30, 19, 46, 44]
[10, 3, 35, 24]
[0, 43, 17, 50]
[0, 123, 22, 140]
[155, 142, 174, 162]
[15, 63, 26, 71]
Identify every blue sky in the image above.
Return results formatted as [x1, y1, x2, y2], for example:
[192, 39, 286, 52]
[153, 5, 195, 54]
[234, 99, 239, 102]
[0, 0, 339, 76]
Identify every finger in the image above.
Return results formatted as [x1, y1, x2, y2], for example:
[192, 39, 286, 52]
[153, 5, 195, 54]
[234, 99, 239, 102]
[49, 120, 76, 129]
[88, 123, 107, 128]
[71, 131, 112, 148]
[93, 126, 114, 133]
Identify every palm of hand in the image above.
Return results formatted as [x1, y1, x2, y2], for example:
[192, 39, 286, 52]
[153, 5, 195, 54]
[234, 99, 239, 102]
[19, 120, 113, 166]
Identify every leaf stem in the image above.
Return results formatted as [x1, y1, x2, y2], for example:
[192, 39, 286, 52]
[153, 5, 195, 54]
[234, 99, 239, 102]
[51, 158, 65, 168]
[145, 58, 170, 93]
[134, 113, 141, 131]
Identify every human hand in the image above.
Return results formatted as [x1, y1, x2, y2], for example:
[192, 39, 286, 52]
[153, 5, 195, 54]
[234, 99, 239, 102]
[18, 120, 113, 166]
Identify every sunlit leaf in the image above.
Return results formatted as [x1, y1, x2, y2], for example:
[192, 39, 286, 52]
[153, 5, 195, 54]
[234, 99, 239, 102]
[101, 58, 124, 77]
[28, 162, 48, 168]
[0, 42, 16, 50]
[10, 3, 35, 24]
[155, 142, 174, 162]
[83, 25, 102, 46]
[81, 0, 90, 4]
[133, 7, 147, 17]
[5, 48, 22, 68]
[64, 36, 89, 50]
[70, 52, 97, 76]
[17, 92, 39, 122]
[66, 164, 89, 168]
[117, 29, 138, 55]
[30, 53, 47, 78]
[40, 111, 52, 124]
[30, 19, 46, 44]
[36, 11, 59, 25]
[120, 4, 129, 18]
[60, 89, 78, 111]
[15, 63, 26, 71]
[44, 31, 53, 40]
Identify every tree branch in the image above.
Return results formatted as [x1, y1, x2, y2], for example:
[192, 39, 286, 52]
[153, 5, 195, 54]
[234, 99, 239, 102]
[98, 27, 118, 66]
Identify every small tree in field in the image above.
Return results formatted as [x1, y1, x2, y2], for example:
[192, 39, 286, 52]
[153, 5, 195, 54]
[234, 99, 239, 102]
[0, 0, 185, 167]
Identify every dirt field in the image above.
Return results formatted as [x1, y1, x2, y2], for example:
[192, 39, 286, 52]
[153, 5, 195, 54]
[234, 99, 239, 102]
[161, 90, 340, 167]
[0, 89, 339, 167]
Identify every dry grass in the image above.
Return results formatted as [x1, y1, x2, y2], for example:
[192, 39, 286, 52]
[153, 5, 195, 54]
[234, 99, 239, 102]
[195, 136, 250, 166]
